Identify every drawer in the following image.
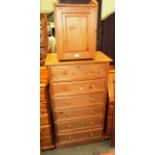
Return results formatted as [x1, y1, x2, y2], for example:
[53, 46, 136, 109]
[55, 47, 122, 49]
[40, 101, 48, 114]
[40, 136, 53, 148]
[40, 66, 48, 83]
[51, 79, 107, 97]
[49, 63, 108, 82]
[40, 125, 52, 138]
[40, 86, 48, 102]
[108, 104, 114, 116]
[55, 105, 104, 120]
[55, 115, 104, 132]
[52, 93, 105, 110]
[107, 116, 113, 126]
[56, 128, 103, 143]
[40, 114, 50, 126]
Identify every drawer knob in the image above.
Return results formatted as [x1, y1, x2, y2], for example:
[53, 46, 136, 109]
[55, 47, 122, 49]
[90, 98, 95, 102]
[90, 132, 94, 137]
[90, 84, 95, 89]
[91, 69, 95, 73]
[64, 86, 70, 91]
[79, 87, 83, 90]
[63, 70, 68, 75]
[90, 110, 94, 114]
[67, 113, 71, 117]
[67, 124, 72, 128]
[68, 135, 72, 140]
[65, 101, 70, 105]
[89, 121, 94, 125]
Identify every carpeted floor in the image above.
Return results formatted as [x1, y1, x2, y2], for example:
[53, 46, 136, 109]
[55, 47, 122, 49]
[42, 139, 115, 155]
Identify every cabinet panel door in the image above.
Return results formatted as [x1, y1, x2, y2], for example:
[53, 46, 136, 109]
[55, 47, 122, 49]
[55, 5, 97, 60]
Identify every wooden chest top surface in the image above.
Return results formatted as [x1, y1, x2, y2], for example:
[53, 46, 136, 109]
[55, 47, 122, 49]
[45, 51, 112, 66]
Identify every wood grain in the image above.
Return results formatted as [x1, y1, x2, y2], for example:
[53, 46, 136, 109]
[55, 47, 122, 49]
[54, 1, 98, 60]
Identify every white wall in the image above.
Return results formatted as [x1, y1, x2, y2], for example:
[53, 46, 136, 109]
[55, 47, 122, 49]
[40, 0, 57, 13]
[101, 0, 115, 20]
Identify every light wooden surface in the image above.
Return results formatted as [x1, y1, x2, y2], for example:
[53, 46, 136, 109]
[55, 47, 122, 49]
[47, 52, 111, 147]
[45, 51, 112, 66]
[106, 65, 115, 136]
[52, 93, 105, 110]
[40, 81, 55, 150]
[55, 115, 104, 132]
[54, 1, 98, 60]
[51, 79, 107, 97]
[48, 63, 108, 83]
[40, 66, 48, 84]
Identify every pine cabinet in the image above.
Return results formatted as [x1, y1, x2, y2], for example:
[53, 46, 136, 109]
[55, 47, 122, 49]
[54, 1, 98, 60]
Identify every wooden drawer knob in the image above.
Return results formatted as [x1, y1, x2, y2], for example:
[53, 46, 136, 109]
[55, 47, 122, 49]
[90, 110, 94, 114]
[90, 84, 95, 89]
[79, 87, 83, 90]
[91, 69, 95, 73]
[58, 111, 63, 115]
[90, 132, 94, 137]
[66, 113, 71, 117]
[97, 68, 101, 73]
[90, 98, 95, 102]
[67, 124, 72, 128]
[68, 135, 72, 140]
[65, 101, 70, 105]
[64, 86, 70, 91]
[63, 70, 68, 75]
[89, 121, 94, 125]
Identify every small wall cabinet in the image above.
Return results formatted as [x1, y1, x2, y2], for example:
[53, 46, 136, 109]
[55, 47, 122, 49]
[54, 0, 98, 60]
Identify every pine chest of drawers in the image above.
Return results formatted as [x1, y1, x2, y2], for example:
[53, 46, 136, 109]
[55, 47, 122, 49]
[45, 51, 112, 147]
[40, 83, 55, 150]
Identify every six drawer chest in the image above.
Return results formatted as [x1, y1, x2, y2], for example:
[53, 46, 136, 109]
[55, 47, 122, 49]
[45, 51, 112, 147]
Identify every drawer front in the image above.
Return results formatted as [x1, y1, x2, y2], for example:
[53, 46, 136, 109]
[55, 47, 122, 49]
[55, 106, 104, 120]
[40, 114, 50, 126]
[108, 104, 114, 116]
[40, 136, 53, 148]
[40, 101, 48, 114]
[40, 87, 47, 102]
[49, 63, 108, 82]
[55, 116, 104, 132]
[40, 66, 48, 83]
[57, 128, 103, 143]
[40, 125, 51, 138]
[52, 93, 105, 110]
[51, 79, 107, 97]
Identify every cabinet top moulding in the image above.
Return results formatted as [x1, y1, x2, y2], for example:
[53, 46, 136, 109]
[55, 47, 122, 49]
[45, 51, 112, 66]
[55, 0, 98, 7]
